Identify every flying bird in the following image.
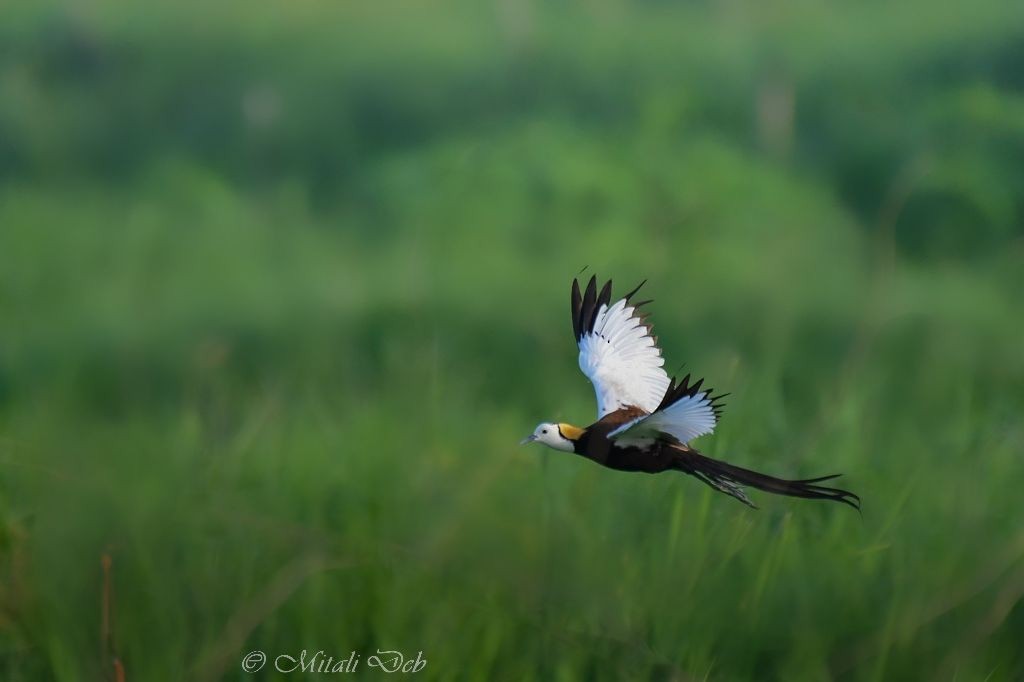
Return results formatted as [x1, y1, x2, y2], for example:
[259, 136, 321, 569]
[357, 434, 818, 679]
[521, 275, 860, 510]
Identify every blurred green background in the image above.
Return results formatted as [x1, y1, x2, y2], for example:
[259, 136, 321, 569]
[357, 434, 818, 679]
[2, 0, 1024, 680]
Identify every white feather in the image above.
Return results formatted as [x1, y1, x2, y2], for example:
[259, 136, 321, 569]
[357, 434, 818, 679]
[578, 300, 671, 418]
[608, 392, 718, 444]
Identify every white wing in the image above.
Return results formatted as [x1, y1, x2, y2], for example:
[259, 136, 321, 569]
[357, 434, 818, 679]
[572, 276, 671, 418]
[608, 374, 725, 445]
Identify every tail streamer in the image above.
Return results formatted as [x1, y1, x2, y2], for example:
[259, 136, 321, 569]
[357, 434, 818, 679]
[673, 446, 861, 510]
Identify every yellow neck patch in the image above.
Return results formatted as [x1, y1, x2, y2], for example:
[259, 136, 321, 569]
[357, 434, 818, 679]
[557, 423, 585, 441]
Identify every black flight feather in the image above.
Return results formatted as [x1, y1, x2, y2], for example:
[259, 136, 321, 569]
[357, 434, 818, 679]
[622, 279, 647, 302]
[580, 276, 598, 339]
[571, 278, 582, 339]
[572, 276, 618, 341]
[597, 279, 613, 314]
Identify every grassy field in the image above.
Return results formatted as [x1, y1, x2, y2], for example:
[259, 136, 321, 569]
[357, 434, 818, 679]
[2, 1, 1024, 680]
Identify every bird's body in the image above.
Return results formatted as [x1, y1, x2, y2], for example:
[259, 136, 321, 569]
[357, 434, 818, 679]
[523, 275, 859, 510]
[571, 408, 670, 472]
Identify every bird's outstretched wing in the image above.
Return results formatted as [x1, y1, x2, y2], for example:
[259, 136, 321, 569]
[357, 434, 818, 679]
[608, 373, 727, 445]
[572, 275, 671, 418]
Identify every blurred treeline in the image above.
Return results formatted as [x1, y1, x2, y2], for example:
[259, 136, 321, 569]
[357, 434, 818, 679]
[1, 1, 1024, 680]
[4, 0, 1024, 254]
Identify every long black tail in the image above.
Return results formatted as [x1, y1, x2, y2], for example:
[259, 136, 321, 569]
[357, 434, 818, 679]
[673, 446, 860, 510]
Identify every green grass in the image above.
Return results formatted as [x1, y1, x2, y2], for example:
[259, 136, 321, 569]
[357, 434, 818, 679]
[2, 1, 1024, 680]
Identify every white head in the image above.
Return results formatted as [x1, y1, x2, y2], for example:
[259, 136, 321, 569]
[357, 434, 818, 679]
[520, 422, 581, 452]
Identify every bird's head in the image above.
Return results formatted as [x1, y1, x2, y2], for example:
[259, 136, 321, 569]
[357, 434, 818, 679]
[520, 422, 583, 452]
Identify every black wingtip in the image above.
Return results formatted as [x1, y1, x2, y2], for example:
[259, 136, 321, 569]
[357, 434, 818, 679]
[597, 279, 613, 311]
[657, 371, 723, 414]
[574, 274, 615, 341]
[623, 279, 647, 302]
[581, 275, 599, 335]
[571, 277, 583, 339]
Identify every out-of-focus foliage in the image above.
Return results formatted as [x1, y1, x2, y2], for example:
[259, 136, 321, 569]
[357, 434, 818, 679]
[1, 1, 1023, 680]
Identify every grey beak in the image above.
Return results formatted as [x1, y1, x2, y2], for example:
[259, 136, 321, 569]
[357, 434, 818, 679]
[519, 434, 537, 445]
